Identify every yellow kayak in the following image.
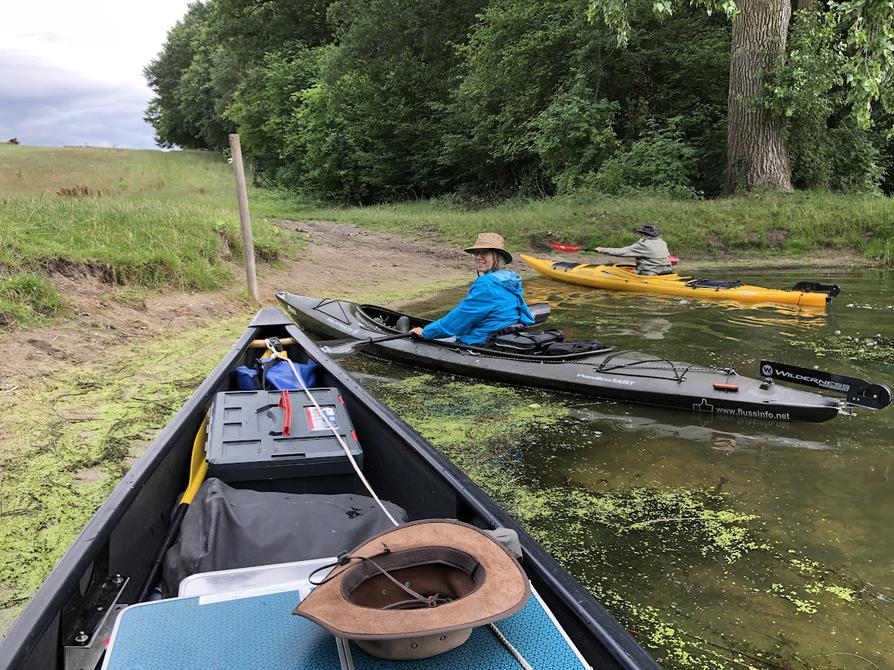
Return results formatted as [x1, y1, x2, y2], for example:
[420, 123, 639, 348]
[520, 254, 838, 308]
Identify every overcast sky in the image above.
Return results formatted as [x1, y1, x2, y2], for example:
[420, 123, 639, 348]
[1, 0, 193, 149]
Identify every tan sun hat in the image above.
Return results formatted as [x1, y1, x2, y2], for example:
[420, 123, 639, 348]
[464, 232, 513, 264]
[293, 519, 530, 660]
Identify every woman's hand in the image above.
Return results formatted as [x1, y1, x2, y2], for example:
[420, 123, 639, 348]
[409, 327, 424, 337]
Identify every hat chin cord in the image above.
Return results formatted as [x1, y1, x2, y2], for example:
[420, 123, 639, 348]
[271, 342, 534, 670]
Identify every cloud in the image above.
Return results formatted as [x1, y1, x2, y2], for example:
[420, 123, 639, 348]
[0, 51, 159, 148]
[0, 0, 194, 148]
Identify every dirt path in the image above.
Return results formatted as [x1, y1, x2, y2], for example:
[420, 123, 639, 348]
[0, 220, 473, 392]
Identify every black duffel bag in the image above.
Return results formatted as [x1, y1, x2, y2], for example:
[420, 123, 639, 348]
[491, 329, 564, 352]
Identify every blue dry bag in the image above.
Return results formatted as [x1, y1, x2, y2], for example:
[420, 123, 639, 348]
[233, 358, 319, 391]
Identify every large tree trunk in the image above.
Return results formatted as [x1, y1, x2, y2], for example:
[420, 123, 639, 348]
[724, 0, 793, 194]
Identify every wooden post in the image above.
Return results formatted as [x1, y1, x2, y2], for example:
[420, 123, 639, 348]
[228, 133, 259, 304]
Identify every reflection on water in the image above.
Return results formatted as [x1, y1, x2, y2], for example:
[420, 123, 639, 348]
[349, 266, 894, 669]
[568, 406, 836, 452]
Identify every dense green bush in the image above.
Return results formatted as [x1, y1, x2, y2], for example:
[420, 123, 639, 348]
[144, 0, 892, 202]
[287, 0, 484, 202]
[529, 90, 619, 193]
[828, 122, 886, 193]
[591, 121, 701, 198]
[763, 10, 887, 194]
[224, 49, 319, 184]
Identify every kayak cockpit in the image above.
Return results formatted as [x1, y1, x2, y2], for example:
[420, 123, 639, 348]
[356, 301, 551, 333]
[355, 303, 615, 361]
[358, 302, 433, 332]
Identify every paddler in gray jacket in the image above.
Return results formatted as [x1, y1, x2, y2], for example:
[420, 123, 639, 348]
[596, 224, 672, 276]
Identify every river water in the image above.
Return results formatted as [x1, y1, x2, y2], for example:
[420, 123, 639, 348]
[343, 266, 894, 670]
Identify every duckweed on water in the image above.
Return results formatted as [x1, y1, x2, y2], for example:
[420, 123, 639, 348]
[370, 372, 892, 669]
[788, 332, 894, 362]
[0, 317, 246, 628]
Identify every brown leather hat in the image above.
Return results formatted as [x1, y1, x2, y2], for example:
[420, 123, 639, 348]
[464, 232, 513, 264]
[293, 519, 530, 660]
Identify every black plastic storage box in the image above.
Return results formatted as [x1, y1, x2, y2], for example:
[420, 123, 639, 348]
[206, 388, 363, 490]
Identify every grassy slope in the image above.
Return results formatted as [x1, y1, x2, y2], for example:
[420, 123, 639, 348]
[0, 145, 301, 327]
[0, 146, 299, 323]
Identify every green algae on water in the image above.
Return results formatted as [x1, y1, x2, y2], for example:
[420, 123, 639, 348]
[0, 316, 248, 626]
[788, 331, 894, 362]
[362, 370, 893, 670]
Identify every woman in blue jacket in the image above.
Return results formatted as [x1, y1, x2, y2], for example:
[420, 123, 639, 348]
[410, 233, 534, 346]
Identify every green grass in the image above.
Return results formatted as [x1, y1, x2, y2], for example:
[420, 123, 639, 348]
[285, 190, 894, 265]
[0, 274, 68, 329]
[0, 145, 298, 291]
[0, 317, 248, 626]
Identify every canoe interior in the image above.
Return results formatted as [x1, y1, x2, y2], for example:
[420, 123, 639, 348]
[0, 308, 658, 670]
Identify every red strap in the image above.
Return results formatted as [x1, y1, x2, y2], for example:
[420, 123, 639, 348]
[279, 391, 292, 436]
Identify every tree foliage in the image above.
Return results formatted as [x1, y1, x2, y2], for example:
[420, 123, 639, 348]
[144, 3, 215, 149]
[291, 0, 485, 202]
[761, 9, 885, 192]
[144, 0, 893, 201]
[586, 0, 894, 193]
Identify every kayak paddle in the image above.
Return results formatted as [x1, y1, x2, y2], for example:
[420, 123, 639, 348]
[320, 332, 416, 359]
[548, 240, 680, 266]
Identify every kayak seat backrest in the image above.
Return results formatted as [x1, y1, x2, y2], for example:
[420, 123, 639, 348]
[685, 278, 744, 290]
[551, 262, 582, 272]
[491, 329, 564, 352]
[790, 281, 840, 297]
[496, 304, 550, 334]
[529, 302, 550, 324]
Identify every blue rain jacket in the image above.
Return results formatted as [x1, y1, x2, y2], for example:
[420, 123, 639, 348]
[422, 270, 535, 345]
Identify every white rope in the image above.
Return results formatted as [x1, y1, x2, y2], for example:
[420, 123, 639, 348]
[489, 622, 536, 670]
[266, 341, 401, 528]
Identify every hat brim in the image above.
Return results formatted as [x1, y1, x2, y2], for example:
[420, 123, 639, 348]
[463, 247, 513, 264]
[293, 519, 529, 640]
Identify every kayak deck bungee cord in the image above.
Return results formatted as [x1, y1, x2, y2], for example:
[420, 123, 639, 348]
[277, 293, 890, 424]
[520, 255, 839, 308]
